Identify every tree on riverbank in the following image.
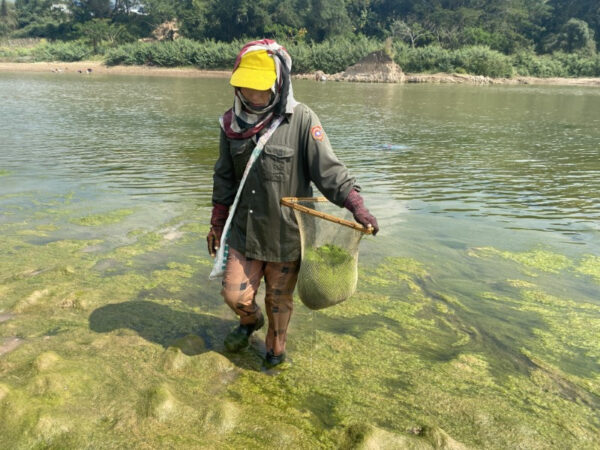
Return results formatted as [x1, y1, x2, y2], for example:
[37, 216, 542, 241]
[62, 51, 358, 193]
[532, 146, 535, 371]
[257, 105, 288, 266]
[0, 0, 16, 36]
[1, 0, 599, 78]
[3, 0, 599, 52]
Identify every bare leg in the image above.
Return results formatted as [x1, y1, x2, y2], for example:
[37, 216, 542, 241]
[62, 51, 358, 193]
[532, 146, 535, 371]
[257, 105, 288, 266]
[221, 248, 264, 325]
[263, 260, 300, 356]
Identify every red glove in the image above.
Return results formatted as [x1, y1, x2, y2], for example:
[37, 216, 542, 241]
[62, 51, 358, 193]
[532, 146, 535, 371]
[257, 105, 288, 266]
[344, 190, 379, 235]
[207, 203, 229, 257]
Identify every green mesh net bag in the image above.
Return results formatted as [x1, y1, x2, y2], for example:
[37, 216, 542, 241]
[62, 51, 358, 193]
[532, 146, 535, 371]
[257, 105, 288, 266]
[281, 197, 372, 310]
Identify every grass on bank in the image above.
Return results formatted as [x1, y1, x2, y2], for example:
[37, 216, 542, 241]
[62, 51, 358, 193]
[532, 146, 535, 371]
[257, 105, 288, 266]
[1, 37, 600, 78]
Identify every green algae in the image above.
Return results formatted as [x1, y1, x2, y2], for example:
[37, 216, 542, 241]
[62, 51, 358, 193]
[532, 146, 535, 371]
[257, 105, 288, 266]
[298, 244, 357, 310]
[576, 255, 600, 282]
[469, 246, 572, 274]
[506, 279, 537, 289]
[71, 209, 134, 226]
[1, 208, 599, 448]
[179, 221, 210, 234]
[360, 256, 429, 295]
[109, 230, 165, 261]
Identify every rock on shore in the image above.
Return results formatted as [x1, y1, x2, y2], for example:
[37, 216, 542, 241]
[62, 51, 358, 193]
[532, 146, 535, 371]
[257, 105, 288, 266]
[329, 50, 404, 83]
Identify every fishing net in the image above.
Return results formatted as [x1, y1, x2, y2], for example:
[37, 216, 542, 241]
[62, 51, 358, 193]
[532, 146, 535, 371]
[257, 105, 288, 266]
[281, 197, 371, 310]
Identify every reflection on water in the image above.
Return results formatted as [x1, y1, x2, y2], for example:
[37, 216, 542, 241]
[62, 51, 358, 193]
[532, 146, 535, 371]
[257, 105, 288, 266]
[2, 75, 599, 234]
[312, 83, 600, 234]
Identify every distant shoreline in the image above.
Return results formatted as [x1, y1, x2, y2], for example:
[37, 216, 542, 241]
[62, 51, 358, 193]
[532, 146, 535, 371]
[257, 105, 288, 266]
[1, 60, 600, 87]
[0, 61, 231, 78]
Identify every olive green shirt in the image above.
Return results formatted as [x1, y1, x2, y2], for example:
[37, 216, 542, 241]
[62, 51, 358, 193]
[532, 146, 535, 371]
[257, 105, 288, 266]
[212, 103, 359, 262]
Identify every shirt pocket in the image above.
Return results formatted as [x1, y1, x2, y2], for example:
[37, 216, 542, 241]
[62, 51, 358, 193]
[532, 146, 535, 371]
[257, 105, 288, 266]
[259, 144, 295, 181]
[229, 139, 252, 181]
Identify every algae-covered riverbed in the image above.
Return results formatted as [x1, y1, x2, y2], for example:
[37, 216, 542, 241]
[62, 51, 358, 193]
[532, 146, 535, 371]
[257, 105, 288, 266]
[1, 73, 599, 448]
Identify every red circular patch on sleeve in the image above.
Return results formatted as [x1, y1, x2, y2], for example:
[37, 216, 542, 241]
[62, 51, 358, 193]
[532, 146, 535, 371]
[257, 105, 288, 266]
[311, 125, 325, 141]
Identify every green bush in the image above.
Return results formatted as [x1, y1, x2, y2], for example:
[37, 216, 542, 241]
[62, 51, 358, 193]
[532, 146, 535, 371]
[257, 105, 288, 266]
[394, 44, 455, 73]
[511, 51, 567, 77]
[105, 37, 379, 73]
[106, 39, 239, 68]
[512, 51, 600, 77]
[295, 36, 379, 73]
[105, 41, 150, 65]
[17, 35, 599, 79]
[551, 51, 600, 77]
[453, 46, 513, 77]
[393, 44, 512, 77]
[31, 40, 91, 62]
[191, 39, 240, 69]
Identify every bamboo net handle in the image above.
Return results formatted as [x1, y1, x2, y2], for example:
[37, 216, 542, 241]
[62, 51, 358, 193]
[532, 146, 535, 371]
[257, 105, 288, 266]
[280, 197, 373, 235]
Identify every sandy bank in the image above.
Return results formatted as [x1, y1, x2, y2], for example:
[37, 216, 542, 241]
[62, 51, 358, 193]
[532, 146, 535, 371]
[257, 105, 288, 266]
[0, 60, 230, 78]
[1, 60, 600, 86]
[403, 72, 600, 86]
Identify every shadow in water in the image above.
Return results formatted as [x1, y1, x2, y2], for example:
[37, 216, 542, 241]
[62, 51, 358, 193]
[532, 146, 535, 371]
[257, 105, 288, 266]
[89, 300, 234, 353]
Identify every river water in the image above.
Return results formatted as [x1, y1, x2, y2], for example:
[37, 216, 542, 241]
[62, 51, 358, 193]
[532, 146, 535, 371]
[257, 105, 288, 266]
[0, 72, 599, 447]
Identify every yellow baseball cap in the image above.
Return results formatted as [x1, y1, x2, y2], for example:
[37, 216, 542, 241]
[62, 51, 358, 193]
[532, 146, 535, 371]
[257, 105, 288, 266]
[230, 50, 277, 91]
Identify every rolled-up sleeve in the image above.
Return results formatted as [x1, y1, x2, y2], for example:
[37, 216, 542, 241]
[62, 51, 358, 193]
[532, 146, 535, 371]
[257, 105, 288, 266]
[212, 129, 237, 206]
[303, 107, 360, 207]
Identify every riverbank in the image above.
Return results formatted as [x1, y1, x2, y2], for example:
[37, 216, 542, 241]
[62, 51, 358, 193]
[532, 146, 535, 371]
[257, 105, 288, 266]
[2, 60, 600, 86]
[0, 61, 231, 78]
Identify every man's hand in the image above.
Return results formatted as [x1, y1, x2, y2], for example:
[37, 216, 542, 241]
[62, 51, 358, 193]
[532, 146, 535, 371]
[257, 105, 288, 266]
[207, 226, 222, 257]
[344, 189, 379, 235]
[207, 203, 229, 257]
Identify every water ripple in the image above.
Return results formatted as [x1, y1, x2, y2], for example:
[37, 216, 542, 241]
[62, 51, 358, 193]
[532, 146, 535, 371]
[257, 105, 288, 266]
[1, 74, 599, 233]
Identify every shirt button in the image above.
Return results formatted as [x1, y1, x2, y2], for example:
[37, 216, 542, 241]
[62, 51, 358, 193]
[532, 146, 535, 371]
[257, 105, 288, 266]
[249, 209, 253, 214]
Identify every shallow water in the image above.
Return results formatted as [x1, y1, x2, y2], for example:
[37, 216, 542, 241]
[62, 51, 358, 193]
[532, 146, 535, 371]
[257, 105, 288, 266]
[0, 72, 599, 448]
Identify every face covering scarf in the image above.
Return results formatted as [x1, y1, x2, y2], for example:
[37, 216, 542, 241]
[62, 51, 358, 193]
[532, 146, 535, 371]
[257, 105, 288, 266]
[220, 39, 298, 140]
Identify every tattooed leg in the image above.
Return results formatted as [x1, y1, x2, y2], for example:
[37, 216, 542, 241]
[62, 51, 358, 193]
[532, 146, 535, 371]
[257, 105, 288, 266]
[264, 260, 300, 355]
[221, 248, 264, 325]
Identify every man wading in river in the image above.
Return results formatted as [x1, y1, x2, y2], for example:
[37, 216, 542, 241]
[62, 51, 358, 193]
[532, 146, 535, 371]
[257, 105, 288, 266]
[207, 39, 379, 368]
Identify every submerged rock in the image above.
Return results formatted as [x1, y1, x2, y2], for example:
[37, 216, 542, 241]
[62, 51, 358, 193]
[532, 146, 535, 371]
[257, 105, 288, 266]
[14, 289, 50, 313]
[171, 334, 206, 356]
[33, 351, 61, 372]
[161, 346, 190, 372]
[196, 351, 235, 375]
[0, 383, 10, 401]
[143, 383, 178, 422]
[0, 337, 23, 356]
[0, 312, 14, 323]
[30, 373, 67, 397]
[342, 423, 420, 449]
[34, 414, 71, 441]
[204, 400, 239, 433]
[421, 426, 469, 449]
[341, 423, 469, 450]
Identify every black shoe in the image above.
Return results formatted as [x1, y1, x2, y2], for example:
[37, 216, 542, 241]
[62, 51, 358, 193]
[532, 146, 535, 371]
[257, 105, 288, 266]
[264, 350, 287, 368]
[224, 314, 265, 352]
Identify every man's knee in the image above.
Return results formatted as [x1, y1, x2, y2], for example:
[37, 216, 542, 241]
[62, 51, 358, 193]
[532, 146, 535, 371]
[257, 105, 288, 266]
[221, 283, 255, 309]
